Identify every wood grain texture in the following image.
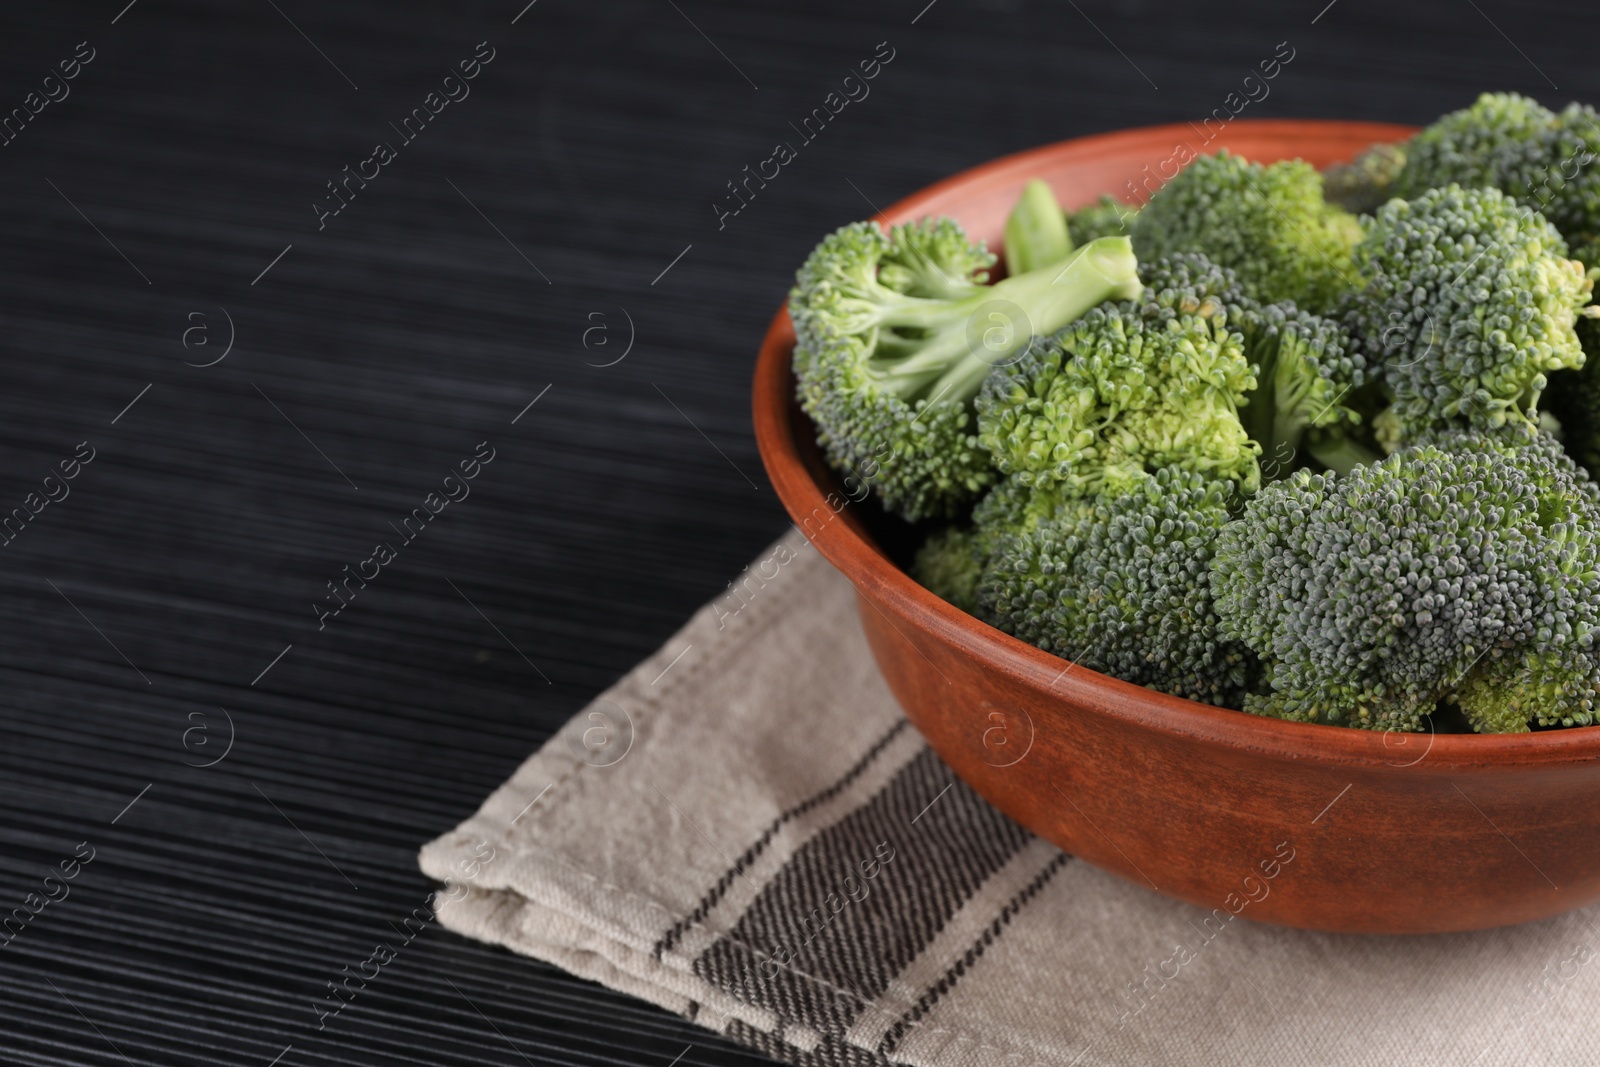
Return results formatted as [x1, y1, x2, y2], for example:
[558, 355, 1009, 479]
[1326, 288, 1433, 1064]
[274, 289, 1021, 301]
[0, 0, 1595, 1063]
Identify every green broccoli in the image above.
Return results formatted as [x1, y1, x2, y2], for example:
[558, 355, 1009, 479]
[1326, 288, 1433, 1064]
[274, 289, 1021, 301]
[789, 218, 1142, 521]
[1323, 142, 1408, 215]
[1134, 251, 1246, 312]
[957, 258, 1265, 705]
[1067, 194, 1138, 244]
[1004, 179, 1073, 276]
[910, 474, 1061, 615]
[1235, 301, 1376, 476]
[974, 466, 1253, 706]
[1347, 185, 1594, 447]
[911, 525, 983, 613]
[787, 103, 1600, 734]
[1395, 92, 1557, 200]
[1131, 151, 1361, 312]
[1537, 102, 1600, 264]
[1433, 430, 1600, 731]
[974, 257, 1261, 500]
[1212, 429, 1600, 732]
[1393, 93, 1600, 268]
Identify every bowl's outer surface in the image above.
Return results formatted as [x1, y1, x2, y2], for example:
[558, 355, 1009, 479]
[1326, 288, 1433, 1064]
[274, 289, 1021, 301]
[753, 120, 1600, 934]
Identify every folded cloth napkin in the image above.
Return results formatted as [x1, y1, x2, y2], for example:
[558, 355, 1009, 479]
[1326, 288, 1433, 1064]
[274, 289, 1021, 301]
[420, 528, 1600, 1066]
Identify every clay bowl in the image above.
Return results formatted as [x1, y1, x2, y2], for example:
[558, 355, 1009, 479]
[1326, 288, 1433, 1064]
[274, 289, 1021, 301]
[752, 119, 1600, 935]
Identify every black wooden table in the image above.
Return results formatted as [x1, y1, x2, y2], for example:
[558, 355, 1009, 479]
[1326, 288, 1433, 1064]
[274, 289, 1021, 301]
[0, 1, 1593, 1064]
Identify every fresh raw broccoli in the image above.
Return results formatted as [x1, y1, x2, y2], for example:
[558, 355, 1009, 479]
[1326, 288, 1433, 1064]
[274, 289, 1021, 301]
[1131, 151, 1361, 312]
[1431, 430, 1600, 731]
[1394, 93, 1600, 267]
[1137, 253, 1378, 475]
[1395, 92, 1557, 201]
[911, 525, 983, 613]
[1323, 142, 1408, 215]
[1537, 102, 1600, 264]
[1347, 184, 1595, 447]
[1134, 251, 1246, 312]
[789, 218, 1142, 521]
[1235, 301, 1375, 476]
[974, 257, 1262, 500]
[910, 475, 1059, 615]
[1212, 429, 1600, 732]
[962, 254, 1270, 704]
[974, 466, 1253, 706]
[1067, 194, 1138, 244]
[1004, 179, 1073, 276]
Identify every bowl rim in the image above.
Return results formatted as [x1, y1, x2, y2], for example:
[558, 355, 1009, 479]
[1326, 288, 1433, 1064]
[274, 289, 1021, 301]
[753, 117, 1600, 772]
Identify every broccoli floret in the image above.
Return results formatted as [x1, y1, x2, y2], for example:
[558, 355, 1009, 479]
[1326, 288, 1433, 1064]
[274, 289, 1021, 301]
[1213, 430, 1600, 732]
[1323, 142, 1408, 215]
[1537, 102, 1600, 261]
[968, 257, 1269, 704]
[911, 526, 983, 613]
[1067, 194, 1139, 244]
[1004, 179, 1073, 276]
[1394, 93, 1600, 270]
[1132, 151, 1361, 312]
[911, 475, 1059, 614]
[910, 470, 1064, 614]
[1136, 251, 1247, 309]
[975, 467, 1252, 706]
[1396, 92, 1557, 200]
[1428, 430, 1600, 731]
[1135, 253, 1378, 475]
[1347, 185, 1595, 446]
[1235, 301, 1376, 476]
[975, 260, 1261, 499]
[789, 219, 1142, 521]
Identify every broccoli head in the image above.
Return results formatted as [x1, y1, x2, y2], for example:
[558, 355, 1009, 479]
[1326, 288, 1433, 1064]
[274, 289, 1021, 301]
[975, 258, 1261, 500]
[1432, 430, 1600, 731]
[1067, 194, 1139, 244]
[1395, 92, 1557, 200]
[1395, 93, 1600, 269]
[1537, 102, 1600, 264]
[1348, 184, 1595, 446]
[789, 218, 1142, 521]
[1213, 429, 1600, 732]
[974, 466, 1252, 706]
[911, 525, 983, 613]
[1132, 151, 1361, 312]
[1235, 300, 1375, 476]
[1323, 142, 1409, 215]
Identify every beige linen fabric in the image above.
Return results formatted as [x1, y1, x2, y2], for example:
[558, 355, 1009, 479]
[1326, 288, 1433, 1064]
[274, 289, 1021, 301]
[420, 528, 1600, 1066]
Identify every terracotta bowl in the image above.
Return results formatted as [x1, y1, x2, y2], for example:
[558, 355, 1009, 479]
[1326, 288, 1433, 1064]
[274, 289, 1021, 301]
[752, 119, 1600, 935]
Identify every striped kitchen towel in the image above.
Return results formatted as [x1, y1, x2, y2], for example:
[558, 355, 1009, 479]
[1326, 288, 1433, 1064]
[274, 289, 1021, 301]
[419, 528, 1600, 1066]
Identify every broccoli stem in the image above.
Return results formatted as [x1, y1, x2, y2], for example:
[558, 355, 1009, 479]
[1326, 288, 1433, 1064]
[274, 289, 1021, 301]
[1237, 346, 1279, 452]
[1305, 430, 1381, 475]
[874, 237, 1142, 403]
[933, 236, 1142, 398]
[1242, 335, 1375, 478]
[1004, 179, 1073, 276]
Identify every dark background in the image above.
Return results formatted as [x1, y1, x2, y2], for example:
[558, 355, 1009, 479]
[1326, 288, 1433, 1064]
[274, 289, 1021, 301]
[0, 1, 1591, 1064]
